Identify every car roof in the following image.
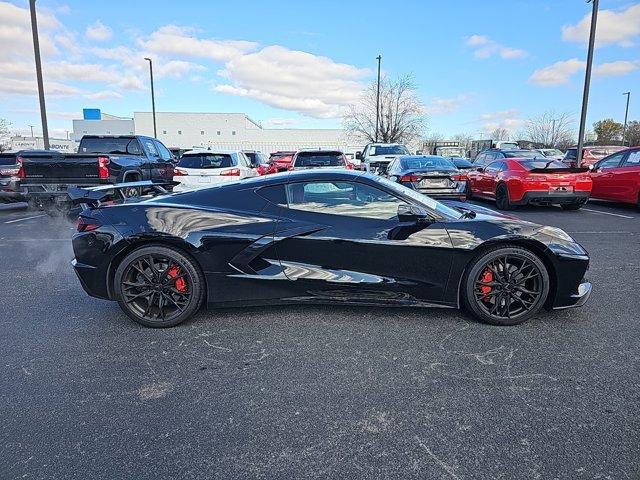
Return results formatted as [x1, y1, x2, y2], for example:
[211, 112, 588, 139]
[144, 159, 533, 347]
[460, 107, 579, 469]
[182, 149, 239, 155]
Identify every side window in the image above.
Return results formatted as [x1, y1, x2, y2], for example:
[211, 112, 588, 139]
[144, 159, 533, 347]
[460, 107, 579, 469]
[494, 152, 505, 159]
[598, 152, 625, 169]
[485, 161, 502, 173]
[239, 152, 252, 167]
[257, 185, 287, 205]
[474, 153, 485, 165]
[143, 139, 159, 158]
[286, 181, 406, 220]
[623, 151, 640, 166]
[154, 140, 173, 161]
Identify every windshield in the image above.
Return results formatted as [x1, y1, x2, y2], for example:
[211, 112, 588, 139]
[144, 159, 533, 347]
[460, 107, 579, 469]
[436, 147, 466, 158]
[372, 175, 462, 219]
[295, 152, 345, 167]
[370, 145, 410, 156]
[503, 150, 543, 159]
[453, 158, 473, 168]
[80, 137, 141, 155]
[540, 149, 563, 157]
[0, 154, 17, 166]
[401, 157, 456, 171]
[497, 142, 519, 149]
[178, 154, 233, 169]
[519, 160, 569, 170]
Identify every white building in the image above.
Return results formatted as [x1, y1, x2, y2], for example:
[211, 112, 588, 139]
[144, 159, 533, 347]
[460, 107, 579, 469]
[72, 110, 134, 142]
[133, 112, 353, 153]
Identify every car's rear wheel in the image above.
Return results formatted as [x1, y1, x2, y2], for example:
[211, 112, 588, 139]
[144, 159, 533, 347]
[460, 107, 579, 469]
[114, 245, 205, 327]
[462, 246, 549, 326]
[495, 184, 514, 210]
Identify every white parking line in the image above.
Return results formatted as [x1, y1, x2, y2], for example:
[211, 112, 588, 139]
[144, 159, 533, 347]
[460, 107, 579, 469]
[582, 208, 635, 219]
[4, 214, 47, 224]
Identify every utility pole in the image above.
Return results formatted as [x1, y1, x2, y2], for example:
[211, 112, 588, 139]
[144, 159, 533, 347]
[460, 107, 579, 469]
[144, 57, 157, 138]
[576, 0, 598, 164]
[29, 0, 49, 150]
[28, 125, 34, 137]
[375, 55, 382, 143]
[551, 119, 556, 147]
[622, 92, 631, 145]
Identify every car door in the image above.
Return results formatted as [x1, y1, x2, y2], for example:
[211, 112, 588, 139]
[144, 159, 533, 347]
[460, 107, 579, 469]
[139, 137, 161, 180]
[590, 152, 626, 200]
[468, 153, 487, 195]
[483, 161, 503, 198]
[273, 179, 454, 305]
[153, 140, 176, 181]
[614, 150, 640, 203]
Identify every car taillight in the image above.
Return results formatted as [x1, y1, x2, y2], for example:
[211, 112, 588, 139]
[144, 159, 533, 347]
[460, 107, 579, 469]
[400, 175, 420, 182]
[173, 168, 188, 176]
[16, 156, 25, 179]
[451, 174, 468, 181]
[345, 162, 354, 170]
[76, 216, 101, 232]
[97, 156, 110, 179]
[220, 168, 240, 176]
[0, 167, 19, 176]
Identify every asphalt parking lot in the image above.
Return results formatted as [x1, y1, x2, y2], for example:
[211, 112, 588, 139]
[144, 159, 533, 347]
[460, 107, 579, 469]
[1, 200, 639, 480]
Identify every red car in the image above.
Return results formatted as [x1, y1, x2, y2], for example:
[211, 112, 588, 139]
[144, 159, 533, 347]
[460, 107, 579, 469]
[468, 157, 592, 210]
[589, 147, 640, 207]
[564, 145, 627, 167]
[265, 151, 297, 174]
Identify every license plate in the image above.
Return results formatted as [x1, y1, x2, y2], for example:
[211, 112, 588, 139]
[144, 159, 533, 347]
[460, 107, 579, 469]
[198, 176, 210, 183]
[549, 185, 573, 194]
[421, 178, 450, 187]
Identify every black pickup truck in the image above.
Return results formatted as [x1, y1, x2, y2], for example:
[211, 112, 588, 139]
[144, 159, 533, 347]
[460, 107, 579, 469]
[20, 135, 175, 210]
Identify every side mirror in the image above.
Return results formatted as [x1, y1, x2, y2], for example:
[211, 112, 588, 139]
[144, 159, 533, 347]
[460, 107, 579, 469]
[355, 151, 362, 160]
[476, 166, 484, 172]
[397, 204, 432, 223]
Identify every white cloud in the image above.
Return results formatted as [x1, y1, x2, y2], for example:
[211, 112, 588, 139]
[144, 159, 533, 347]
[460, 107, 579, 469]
[0, 77, 79, 97]
[593, 60, 639, 77]
[139, 25, 258, 62]
[424, 94, 472, 115]
[155, 60, 206, 79]
[562, 4, 640, 47]
[0, 1, 59, 60]
[529, 58, 585, 86]
[529, 58, 638, 86]
[478, 109, 524, 133]
[84, 90, 124, 100]
[465, 34, 527, 60]
[115, 75, 147, 91]
[215, 45, 369, 118]
[85, 20, 112, 42]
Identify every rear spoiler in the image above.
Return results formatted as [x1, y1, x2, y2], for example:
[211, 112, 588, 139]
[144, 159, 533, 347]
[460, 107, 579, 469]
[67, 180, 178, 208]
[528, 167, 589, 174]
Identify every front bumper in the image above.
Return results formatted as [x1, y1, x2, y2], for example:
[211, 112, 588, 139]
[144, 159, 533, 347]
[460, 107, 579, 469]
[553, 280, 592, 310]
[514, 190, 590, 206]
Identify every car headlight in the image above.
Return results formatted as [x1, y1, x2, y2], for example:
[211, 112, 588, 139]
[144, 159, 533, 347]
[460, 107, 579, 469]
[538, 226, 574, 242]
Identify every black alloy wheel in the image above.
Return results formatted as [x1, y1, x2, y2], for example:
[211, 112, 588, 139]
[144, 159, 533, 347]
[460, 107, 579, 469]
[114, 245, 205, 327]
[495, 184, 514, 210]
[463, 246, 549, 326]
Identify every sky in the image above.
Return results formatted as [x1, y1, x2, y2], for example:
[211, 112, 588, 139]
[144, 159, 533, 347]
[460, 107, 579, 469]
[0, 0, 638, 140]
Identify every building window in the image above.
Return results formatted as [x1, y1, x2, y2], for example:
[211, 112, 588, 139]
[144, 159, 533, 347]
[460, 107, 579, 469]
[178, 130, 182, 135]
[217, 131, 221, 136]
[163, 130, 167, 134]
[232, 131, 236, 136]
[201, 130, 205, 135]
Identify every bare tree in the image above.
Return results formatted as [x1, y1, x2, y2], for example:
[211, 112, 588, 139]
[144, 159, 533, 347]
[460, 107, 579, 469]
[0, 118, 11, 152]
[521, 111, 575, 148]
[452, 132, 474, 151]
[343, 75, 426, 144]
[490, 127, 510, 141]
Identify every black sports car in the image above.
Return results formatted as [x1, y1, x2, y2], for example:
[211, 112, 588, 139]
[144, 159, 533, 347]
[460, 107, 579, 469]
[70, 170, 591, 328]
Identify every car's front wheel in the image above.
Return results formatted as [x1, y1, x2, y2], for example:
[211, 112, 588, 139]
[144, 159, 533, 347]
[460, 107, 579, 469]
[462, 246, 550, 326]
[114, 245, 205, 327]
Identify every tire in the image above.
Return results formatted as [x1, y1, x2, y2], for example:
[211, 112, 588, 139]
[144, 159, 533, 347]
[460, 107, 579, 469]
[114, 245, 206, 328]
[495, 183, 514, 210]
[461, 245, 550, 326]
[561, 203, 583, 211]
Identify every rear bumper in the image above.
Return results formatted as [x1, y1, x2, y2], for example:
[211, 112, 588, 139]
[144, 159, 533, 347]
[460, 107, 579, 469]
[514, 190, 590, 206]
[72, 258, 110, 300]
[553, 280, 592, 310]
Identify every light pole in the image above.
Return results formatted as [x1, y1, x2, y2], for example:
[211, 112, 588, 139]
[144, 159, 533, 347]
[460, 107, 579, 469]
[29, 0, 49, 150]
[375, 55, 382, 142]
[144, 57, 157, 138]
[576, 0, 599, 163]
[622, 92, 631, 145]
[28, 125, 34, 137]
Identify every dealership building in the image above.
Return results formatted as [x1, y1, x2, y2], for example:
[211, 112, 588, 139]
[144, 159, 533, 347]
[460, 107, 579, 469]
[72, 109, 357, 153]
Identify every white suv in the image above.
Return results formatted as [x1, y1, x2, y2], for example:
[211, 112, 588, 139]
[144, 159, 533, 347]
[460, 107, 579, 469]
[173, 149, 257, 191]
[355, 143, 411, 174]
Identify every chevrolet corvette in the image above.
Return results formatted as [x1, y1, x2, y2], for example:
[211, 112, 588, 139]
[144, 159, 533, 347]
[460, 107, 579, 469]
[70, 171, 592, 328]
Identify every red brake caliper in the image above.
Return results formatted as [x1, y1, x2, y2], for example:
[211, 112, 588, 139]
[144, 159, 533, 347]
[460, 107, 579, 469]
[480, 268, 493, 297]
[167, 265, 187, 292]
